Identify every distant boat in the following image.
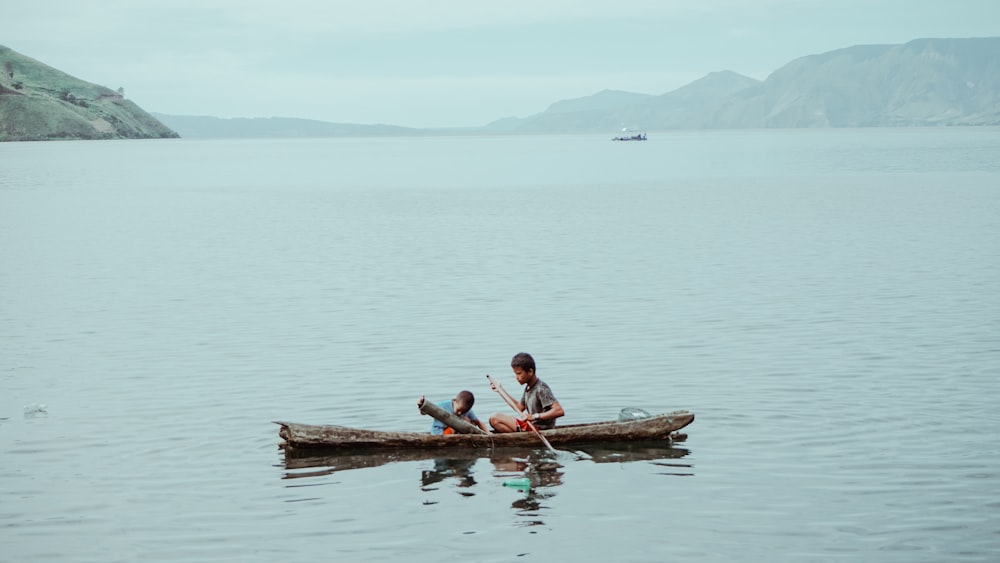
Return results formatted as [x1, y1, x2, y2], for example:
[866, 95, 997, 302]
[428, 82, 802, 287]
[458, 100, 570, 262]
[612, 128, 646, 141]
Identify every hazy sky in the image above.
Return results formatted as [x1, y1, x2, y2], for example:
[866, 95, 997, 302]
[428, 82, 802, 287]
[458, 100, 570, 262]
[7, 0, 998, 127]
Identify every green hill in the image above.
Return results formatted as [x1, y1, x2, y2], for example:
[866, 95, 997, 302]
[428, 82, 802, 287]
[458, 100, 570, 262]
[0, 45, 178, 141]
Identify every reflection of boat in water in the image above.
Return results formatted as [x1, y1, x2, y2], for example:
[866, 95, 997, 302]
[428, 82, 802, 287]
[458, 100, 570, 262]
[612, 128, 647, 141]
[281, 441, 693, 524]
[276, 410, 693, 452]
[281, 441, 691, 477]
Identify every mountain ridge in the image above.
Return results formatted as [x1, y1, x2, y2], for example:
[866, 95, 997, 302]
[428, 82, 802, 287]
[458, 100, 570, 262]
[159, 37, 996, 138]
[149, 114, 424, 139]
[489, 37, 1000, 133]
[4, 37, 998, 141]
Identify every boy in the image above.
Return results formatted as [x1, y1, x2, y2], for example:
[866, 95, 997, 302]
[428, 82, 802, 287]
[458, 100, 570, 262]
[489, 352, 565, 433]
[421, 390, 487, 435]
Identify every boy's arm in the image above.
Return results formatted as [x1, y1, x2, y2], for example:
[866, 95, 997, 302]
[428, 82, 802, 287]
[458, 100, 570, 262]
[488, 374, 526, 413]
[464, 412, 489, 431]
[539, 400, 565, 422]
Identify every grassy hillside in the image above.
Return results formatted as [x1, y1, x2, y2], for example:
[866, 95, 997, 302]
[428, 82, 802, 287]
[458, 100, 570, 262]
[0, 45, 178, 141]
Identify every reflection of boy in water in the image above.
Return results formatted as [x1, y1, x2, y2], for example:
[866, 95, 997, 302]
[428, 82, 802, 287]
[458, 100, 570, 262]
[492, 455, 564, 516]
[422, 390, 487, 435]
[421, 458, 477, 488]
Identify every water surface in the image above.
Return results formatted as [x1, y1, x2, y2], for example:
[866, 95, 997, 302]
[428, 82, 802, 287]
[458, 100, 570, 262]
[2, 128, 999, 561]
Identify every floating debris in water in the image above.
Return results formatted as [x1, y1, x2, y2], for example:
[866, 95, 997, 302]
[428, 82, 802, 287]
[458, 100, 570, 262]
[23, 403, 47, 418]
[502, 477, 531, 491]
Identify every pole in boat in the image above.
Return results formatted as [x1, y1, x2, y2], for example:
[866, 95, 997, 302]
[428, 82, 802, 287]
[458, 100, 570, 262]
[486, 374, 558, 455]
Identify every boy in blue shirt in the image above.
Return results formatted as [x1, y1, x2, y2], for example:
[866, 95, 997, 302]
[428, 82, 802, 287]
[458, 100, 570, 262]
[423, 390, 487, 435]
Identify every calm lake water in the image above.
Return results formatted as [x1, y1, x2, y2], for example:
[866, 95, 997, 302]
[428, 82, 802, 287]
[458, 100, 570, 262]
[2, 128, 999, 562]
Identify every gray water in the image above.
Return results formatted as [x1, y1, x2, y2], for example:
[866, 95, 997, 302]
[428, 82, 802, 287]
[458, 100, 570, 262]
[2, 128, 999, 562]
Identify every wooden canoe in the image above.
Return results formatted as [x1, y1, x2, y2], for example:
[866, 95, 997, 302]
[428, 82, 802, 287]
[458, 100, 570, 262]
[276, 410, 693, 451]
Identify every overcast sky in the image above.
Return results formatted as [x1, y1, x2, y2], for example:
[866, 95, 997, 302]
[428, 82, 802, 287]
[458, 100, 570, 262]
[7, 1, 999, 128]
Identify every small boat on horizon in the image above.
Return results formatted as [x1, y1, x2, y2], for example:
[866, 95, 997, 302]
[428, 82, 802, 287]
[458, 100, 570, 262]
[612, 128, 647, 141]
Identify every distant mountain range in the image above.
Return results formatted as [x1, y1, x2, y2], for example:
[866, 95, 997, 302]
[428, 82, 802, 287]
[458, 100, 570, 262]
[157, 37, 1000, 138]
[485, 37, 1000, 133]
[148, 114, 425, 139]
[3, 37, 998, 141]
[0, 45, 177, 141]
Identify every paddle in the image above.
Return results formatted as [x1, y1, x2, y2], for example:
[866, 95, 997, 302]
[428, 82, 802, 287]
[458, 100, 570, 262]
[486, 374, 559, 455]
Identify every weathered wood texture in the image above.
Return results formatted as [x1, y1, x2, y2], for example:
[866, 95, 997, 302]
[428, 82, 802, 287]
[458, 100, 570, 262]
[276, 411, 694, 451]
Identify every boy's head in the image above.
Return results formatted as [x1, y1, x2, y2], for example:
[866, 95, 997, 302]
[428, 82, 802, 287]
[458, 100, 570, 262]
[453, 390, 475, 416]
[511, 352, 535, 373]
[511, 352, 536, 384]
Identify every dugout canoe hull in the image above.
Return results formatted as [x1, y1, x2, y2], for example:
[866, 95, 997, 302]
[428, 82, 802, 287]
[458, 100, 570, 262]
[276, 410, 693, 451]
